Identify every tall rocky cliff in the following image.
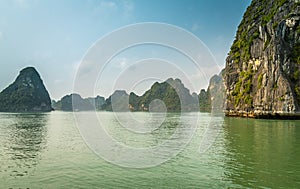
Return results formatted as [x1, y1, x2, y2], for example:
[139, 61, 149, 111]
[0, 67, 52, 112]
[208, 71, 225, 112]
[224, 0, 300, 118]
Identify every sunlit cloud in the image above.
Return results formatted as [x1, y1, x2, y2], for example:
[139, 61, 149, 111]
[122, 0, 134, 19]
[118, 58, 128, 69]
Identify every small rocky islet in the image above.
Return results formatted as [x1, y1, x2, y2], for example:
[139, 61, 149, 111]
[0, 0, 300, 119]
[0, 67, 52, 112]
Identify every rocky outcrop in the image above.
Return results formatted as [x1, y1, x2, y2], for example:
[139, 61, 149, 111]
[132, 78, 199, 112]
[53, 94, 105, 111]
[104, 78, 201, 112]
[208, 71, 225, 112]
[103, 90, 129, 111]
[198, 89, 211, 112]
[0, 67, 52, 112]
[224, 0, 300, 118]
[54, 78, 213, 112]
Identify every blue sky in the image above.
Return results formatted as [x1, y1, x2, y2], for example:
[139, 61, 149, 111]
[0, 0, 251, 99]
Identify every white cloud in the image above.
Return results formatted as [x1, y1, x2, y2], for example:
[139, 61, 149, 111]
[91, 0, 134, 21]
[122, 0, 134, 15]
[100, 1, 117, 10]
[120, 59, 127, 68]
[191, 22, 201, 32]
[114, 57, 128, 69]
[13, 0, 37, 9]
[93, 1, 118, 14]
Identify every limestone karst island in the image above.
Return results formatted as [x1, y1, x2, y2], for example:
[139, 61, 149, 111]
[0, 67, 52, 112]
[224, 0, 300, 118]
[1, 1, 300, 189]
[0, 0, 299, 120]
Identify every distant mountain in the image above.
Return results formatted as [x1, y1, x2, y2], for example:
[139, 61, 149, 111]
[132, 78, 199, 112]
[54, 78, 211, 112]
[208, 71, 225, 112]
[102, 90, 129, 111]
[198, 89, 211, 112]
[53, 94, 105, 111]
[107, 78, 201, 112]
[0, 67, 52, 112]
[97, 78, 203, 112]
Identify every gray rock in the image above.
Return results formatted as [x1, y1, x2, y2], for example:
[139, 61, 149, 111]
[223, 0, 300, 118]
[0, 67, 52, 112]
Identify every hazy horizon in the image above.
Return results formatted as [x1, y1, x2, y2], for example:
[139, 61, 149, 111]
[0, 0, 251, 100]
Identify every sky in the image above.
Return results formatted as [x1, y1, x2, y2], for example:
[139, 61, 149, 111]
[0, 0, 251, 100]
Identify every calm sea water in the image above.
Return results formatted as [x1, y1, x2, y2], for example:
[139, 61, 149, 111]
[0, 111, 300, 188]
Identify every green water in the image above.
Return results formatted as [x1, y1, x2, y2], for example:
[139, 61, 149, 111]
[0, 112, 299, 188]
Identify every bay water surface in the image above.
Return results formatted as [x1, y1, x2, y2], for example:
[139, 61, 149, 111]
[0, 111, 299, 188]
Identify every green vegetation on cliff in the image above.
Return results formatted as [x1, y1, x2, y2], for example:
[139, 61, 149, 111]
[54, 78, 210, 112]
[137, 80, 181, 111]
[53, 94, 105, 111]
[224, 0, 300, 117]
[199, 89, 211, 112]
[0, 67, 52, 112]
[105, 78, 200, 112]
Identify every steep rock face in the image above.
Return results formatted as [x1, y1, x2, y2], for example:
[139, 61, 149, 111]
[208, 71, 225, 112]
[0, 67, 52, 112]
[224, 0, 300, 117]
[198, 89, 211, 112]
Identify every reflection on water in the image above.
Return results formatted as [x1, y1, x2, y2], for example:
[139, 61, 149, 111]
[102, 112, 183, 148]
[0, 113, 48, 177]
[1, 112, 300, 188]
[222, 117, 300, 188]
[78, 112, 199, 168]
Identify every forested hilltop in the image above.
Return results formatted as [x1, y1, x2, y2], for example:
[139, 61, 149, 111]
[0, 67, 52, 112]
[53, 78, 211, 112]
